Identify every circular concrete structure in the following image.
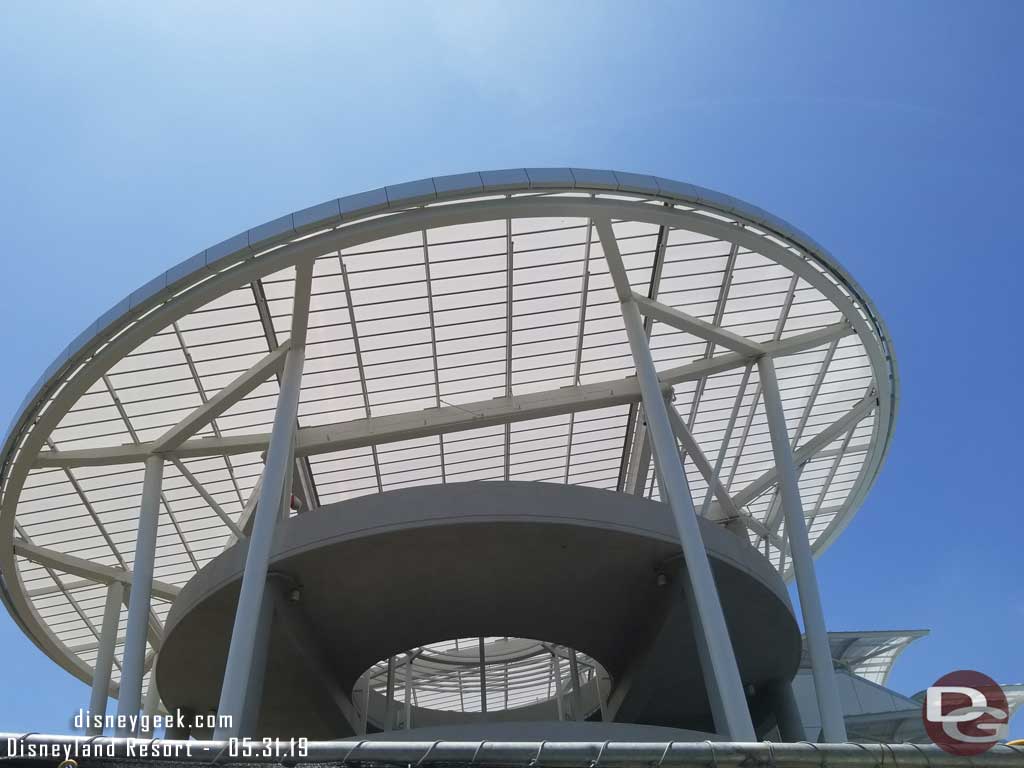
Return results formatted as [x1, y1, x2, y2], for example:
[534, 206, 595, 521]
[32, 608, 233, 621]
[156, 482, 800, 738]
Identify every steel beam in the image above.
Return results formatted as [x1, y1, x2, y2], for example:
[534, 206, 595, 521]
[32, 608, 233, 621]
[478, 637, 488, 716]
[597, 217, 755, 741]
[151, 343, 291, 453]
[213, 261, 313, 740]
[33, 323, 853, 470]
[115, 455, 164, 735]
[172, 459, 243, 538]
[757, 355, 847, 742]
[729, 392, 875, 512]
[383, 656, 396, 731]
[86, 580, 123, 735]
[569, 649, 583, 722]
[632, 293, 765, 356]
[666, 403, 782, 548]
[12, 540, 179, 602]
[623, 414, 652, 496]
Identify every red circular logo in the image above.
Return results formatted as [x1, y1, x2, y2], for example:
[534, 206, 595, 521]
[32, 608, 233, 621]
[922, 670, 1008, 755]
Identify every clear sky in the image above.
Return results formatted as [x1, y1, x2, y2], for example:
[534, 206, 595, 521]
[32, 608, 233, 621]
[1, 0, 1021, 738]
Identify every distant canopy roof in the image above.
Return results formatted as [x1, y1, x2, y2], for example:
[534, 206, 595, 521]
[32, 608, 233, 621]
[801, 630, 929, 686]
[0, 168, 897, 696]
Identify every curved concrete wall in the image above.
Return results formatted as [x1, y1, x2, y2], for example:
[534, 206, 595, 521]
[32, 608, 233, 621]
[157, 482, 800, 738]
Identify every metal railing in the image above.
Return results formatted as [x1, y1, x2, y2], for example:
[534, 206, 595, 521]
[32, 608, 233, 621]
[3, 734, 1024, 767]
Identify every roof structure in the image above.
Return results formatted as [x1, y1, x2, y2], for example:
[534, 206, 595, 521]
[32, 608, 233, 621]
[800, 630, 930, 686]
[362, 637, 605, 716]
[0, 168, 897, 700]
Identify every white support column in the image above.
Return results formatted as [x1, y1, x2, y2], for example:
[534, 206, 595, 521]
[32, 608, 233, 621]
[87, 580, 123, 735]
[551, 651, 565, 722]
[478, 637, 488, 717]
[383, 656, 396, 731]
[115, 454, 164, 736]
[360, 674, 370, 736]
[569, 649, 584, 721]
[597, 218, 755, 741]
[213, 262, 313, 740]
[403, 654, 413, 730]
[238, 583, 275, 737]
[757, 355, 848, 742]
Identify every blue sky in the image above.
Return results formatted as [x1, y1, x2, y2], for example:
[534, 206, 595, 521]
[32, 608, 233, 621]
[1, 1, 1020, 737]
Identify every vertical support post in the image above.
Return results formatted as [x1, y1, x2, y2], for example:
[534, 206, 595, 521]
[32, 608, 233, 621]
[360, 674, 370, 736]
[238, 581, 275, 737]
[757, 355, 847, 742]
[681, 571, 730, 735]
[214, 262, 313, 740]
[569, 650, 584, 721]
[596, 218, 755, 741]
[478, 637, 488, 716]
[403, 654, 413, 730]
[383, 656, 395, 732]
[596, 670, 607, 721]
[87, 580, 123, 735]
[551, 651, 565, 721]
[116, 455, 164, 735]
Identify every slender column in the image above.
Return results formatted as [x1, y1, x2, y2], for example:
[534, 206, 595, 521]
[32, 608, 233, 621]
[551, 652, 565, 721]
[757, 355, 847, 742]
[238, 581, 275, 737]
[569, 650, 584, 721]
[214, 263, 313, 740]
[383, 656, 395, 731]
[87, 580, 124, 735]
[403, 655, 413, 730]
[115, 455, 164, 735]
[597, 218, 755, 741]
[681, 571, 730, 734]
[478, 637, 488, 716]
[360, 674, 370, 736]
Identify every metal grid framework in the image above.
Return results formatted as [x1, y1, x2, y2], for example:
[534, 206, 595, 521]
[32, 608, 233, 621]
[0, 169, 897, 705]
[364, 637, 604, 717]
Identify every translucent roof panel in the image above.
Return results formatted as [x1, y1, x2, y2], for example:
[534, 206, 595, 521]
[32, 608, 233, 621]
[801, 630, 929, 686]
[0, 169, 897, 700]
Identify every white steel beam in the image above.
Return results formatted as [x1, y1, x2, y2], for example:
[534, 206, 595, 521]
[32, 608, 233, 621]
[12, 540, 180, 602]
[86, 580, 123, 735]
[728, 392, 876, 513]
[34, 323, 854, 470]
[698, 364, 753, 518]
[632, 293, 765, 357]
[623, 415, 652, 496]
[115, 454, 164, 735]
[214, 260, 313, 739]
[171, 459, 244, 538]
[666, 404, 783, 549]
[758, 355, 847, 742]
[151, 342, 291, 453]
[597, 217, 755, 741]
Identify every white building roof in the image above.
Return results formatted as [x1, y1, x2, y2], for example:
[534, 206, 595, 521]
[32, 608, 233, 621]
[0, 169, 897, 696]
